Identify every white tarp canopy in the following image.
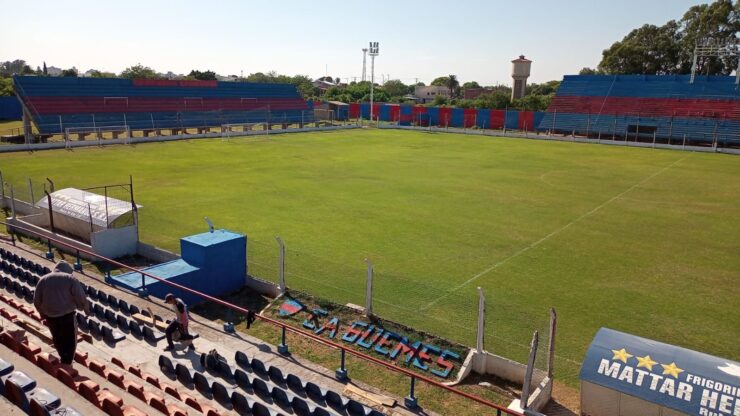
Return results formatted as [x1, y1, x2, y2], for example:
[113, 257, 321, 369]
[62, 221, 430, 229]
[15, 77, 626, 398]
[36, 188, 142, 231]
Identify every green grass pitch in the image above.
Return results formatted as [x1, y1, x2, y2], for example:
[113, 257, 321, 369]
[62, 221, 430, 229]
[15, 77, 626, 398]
[1, 129, 738, 385]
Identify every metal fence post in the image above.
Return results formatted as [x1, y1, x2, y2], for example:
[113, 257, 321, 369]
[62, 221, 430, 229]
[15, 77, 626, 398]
[46, 239, 54, 260]
[0, 171, 4, 203]
[278, 325, 289, 355]
[404, 376, 418, 409]
[336, 349, 348, 380]
[75, 250, 83, 271]
[139, 272, 148, 297]
[28, 178, 35, 206]
[364, 259, 373, 317]
[547, 308, 557, 378]
[9, 184, 16, 219]
[276, 237, 286, 295]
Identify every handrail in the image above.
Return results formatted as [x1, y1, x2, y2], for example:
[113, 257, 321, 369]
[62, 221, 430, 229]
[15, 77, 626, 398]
[0, 220, 523, 415]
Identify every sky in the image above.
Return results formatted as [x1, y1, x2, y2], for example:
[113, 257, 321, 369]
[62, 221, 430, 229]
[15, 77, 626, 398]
[0, 0, 709, 86]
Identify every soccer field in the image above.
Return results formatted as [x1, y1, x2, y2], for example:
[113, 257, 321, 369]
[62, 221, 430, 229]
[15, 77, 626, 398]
[1, 129, 738, 385]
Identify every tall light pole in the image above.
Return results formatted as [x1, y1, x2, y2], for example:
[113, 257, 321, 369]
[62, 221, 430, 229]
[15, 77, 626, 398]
[368, 42, 379, 124]
[361, 48, 368, 82]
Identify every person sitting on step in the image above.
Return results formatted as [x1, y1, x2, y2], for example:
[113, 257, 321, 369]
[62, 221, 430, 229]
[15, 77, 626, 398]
[163, 293, 194, 351]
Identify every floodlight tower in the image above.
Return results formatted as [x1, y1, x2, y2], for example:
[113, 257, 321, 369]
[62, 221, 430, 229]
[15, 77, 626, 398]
[368, 42, 379, 123]
[361, 48, 368, 82]
[690, 37, 739, 85]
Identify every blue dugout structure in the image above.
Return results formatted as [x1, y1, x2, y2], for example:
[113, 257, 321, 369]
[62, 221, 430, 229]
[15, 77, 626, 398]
[580, 328, 739, 416]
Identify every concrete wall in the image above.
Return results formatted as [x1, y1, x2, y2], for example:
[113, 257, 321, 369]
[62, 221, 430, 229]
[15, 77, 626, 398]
[382, 124, 740, 155]
[136, 241, 180, 263]
[245, 275, 281, 298]
[0, 125, 361, 154]
[91, 226, 138, 258]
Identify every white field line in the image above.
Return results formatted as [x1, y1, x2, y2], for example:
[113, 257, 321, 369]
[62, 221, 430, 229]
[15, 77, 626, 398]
[420, 156, 687, 311]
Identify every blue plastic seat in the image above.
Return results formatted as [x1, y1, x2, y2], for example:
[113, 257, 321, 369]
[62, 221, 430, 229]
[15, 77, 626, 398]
[30, 399, 82, 416]
[75, 314, 89, 332]
[251, 401, 272, 416]
[116, 315, 129, 331]
[305, 381, 326, 403]
[291, 396, 314, 416]
[251, 378, 271, 400]
[158, 355, 175, 376]
[267, 366, 285, 386]
[104, 309, 117, 325]
[312, 406, 332, 416]
[175, 363, 194, 385]
[118, 299, 129, 315]
[216, 360, 234, 380]
[88, 320, 101, 337]
[347, 399, 370, 416]
[286, 373, 306, 394]
[250, 358, 268, 378]
[234, 368, 251, 391]
[235, 351, 250, 369]
[211, 381, 232, 405]
[193, 371, 211, 395]
[128, 321, 143, 338]
[0, 358, 13, 377]
[231, 390, 253, 415]
[325, 390, 349, 410]
[271, 387, 293, 410]
[5, 378, 60, 413]
[128, 304, 140, 315]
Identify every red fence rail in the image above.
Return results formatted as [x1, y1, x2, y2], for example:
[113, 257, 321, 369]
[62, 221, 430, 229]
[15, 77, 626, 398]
[1, 221, 523, 415]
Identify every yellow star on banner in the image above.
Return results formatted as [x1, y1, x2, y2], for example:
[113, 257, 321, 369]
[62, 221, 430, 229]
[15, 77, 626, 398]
[661, 362, 684, 378]
[636, 355, 658, 371]
[612, 348, 633, 363]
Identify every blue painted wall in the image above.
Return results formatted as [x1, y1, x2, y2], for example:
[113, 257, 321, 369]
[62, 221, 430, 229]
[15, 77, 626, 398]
[0, 96, 21, 120]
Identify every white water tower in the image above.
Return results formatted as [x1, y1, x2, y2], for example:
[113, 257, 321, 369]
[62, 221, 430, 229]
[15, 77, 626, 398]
[511, 55, 532, 100]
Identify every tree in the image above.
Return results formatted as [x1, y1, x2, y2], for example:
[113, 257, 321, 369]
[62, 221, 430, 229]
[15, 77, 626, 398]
[120, 64, 160, 79]
[0, 77, 13, 96]
[445, 75, 460, 98]
[187, 70, 217, 81]
[42, 61, 47, 76]
[432, 95, 448, 106]
[598, 22, 683, 74]
[382, 79, 410, 98]
[527, 80, 560, 96]
[462, 81, 481, 89]
[579, 67, 600, 75]
[88, 70, 116, 78]
[430, 76, 449, 86]
[0, 60, 30, 77]
[61, 67, 78, 77]
[597, 0, 739, 75]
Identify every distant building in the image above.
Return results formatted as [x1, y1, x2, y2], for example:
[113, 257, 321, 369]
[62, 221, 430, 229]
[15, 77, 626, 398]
[414, 86, 451, 104]
[217, 74, 239, 82]
[464, 87, 494, 100]
[511, 55, 532, 100]
[46, 66, 63, 76]
[313, 79, 337, 93]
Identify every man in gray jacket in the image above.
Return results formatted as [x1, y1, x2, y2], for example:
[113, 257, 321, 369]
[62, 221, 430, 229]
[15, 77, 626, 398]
[33, 260, 90, 364]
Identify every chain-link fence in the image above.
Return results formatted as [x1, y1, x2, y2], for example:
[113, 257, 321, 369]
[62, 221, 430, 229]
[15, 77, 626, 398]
[245, 234, 565, 382]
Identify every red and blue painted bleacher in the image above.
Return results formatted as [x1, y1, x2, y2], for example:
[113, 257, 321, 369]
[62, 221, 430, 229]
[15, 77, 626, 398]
[348, 103, 545, 131]
[540, 75, 739, 144]
[13, 76, 313, 134]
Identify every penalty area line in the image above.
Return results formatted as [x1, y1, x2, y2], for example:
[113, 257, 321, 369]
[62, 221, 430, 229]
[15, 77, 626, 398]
[420, 156, 687, 311]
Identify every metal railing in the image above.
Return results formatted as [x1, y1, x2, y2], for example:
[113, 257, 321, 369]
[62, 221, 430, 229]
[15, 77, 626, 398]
[0, 220, 524, 416]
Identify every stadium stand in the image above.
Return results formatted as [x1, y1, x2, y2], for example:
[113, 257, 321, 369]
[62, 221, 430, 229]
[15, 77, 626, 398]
[0, 241, 423, 416]
[539, 75, 740, 146]
[12, 76, 314, 135]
